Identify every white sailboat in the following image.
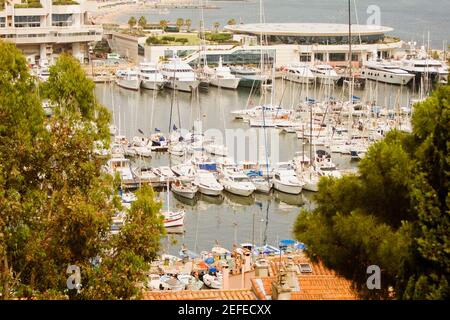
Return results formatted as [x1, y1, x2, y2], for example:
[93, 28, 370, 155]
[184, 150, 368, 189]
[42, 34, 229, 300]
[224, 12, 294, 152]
[162, 180, 185, 228]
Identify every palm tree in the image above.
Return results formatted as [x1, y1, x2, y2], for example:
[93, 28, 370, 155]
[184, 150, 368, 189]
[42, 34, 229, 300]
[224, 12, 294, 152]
[185, 19, 192, 32]
[213, 22, 220, 33]
[159, 19, 168, 31]
[227, 19, 236, 26]
[176, 18, 184, 31]
[128, 16, 137, 32]
[138, 16, 147, 30]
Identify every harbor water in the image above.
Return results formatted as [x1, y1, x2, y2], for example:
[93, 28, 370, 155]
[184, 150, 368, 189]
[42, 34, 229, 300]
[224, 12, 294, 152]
[94, 78, 420, 254]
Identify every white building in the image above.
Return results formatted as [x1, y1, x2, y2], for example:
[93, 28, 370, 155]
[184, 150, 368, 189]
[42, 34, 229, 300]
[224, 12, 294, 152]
[142, 23, 403, 68]
[0, 0, 102, 65]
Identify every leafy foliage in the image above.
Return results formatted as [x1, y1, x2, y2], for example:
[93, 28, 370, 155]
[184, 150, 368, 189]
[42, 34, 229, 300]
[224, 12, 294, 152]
[0, 42, 165, 300]
[294, 85, 450, 300]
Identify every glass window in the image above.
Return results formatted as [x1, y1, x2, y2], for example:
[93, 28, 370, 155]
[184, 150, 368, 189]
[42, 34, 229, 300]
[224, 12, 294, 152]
[0, 17, 5, 28]
[329, 53, 346, 62]
[315, 53, 324, 61]
[300, 53, 311, 62]
[52, 14, 73, 27]
[14, 16, 41, 28]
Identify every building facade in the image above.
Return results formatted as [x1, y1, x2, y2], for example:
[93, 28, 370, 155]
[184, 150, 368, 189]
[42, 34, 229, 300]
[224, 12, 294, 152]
[141, 23, 403, 68]
[0, 0, 102, 65]
[224, 23, 403, 68]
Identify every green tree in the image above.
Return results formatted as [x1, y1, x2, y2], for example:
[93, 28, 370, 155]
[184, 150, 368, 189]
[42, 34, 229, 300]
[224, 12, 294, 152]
[138, 16, 147, 30]
[185, 19, 192, 32]
[128, 16, 137, 31]
[159, 19, 168, 31]
[0, 43, 165, 300]
[227, 18, 236, 25]
[294, 85, 450, 300]
[176, 18, 184, 31]
[213, 22, 220, 33]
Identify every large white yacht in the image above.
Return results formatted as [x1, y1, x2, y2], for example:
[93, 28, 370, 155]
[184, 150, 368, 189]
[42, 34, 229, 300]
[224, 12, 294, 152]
[202, 57, 240, 89]
[310, 64, 341, 85]
[362, 60, 416, 85]
[139, 62, 165, 90]
[160, 58, 200, 92]
[283, 63, 315, 84]
[396, 46, 449, 84]
[115, 69, 140, 90]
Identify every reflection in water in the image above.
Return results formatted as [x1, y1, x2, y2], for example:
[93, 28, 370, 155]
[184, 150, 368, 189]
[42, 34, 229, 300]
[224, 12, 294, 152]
[273, 190, 305, 207]
[223, 191, 256, 206]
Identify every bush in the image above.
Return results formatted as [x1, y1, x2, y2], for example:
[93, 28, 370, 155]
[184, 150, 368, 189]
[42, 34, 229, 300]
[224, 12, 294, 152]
[205, 33, 233, 43]
[14, 0, 43, 8]
[145, 36, 168, 45]
[53, 0, 79, 4]
[161, 36, 176, 42]
[174, 38, 189, 44]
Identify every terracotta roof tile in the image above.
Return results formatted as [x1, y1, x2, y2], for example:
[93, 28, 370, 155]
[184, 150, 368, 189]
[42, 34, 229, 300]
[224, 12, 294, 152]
[251, 254, 359, 300]
[143, 289, 257, 300]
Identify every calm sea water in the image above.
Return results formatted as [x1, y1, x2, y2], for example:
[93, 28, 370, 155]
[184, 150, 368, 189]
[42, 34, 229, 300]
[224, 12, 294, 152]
[114, 0, 449, 48]
[94, 79, 419, 254]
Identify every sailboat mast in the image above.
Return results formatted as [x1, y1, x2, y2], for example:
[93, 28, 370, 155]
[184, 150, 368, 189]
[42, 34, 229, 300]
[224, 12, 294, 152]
[348, 0, 353, 102]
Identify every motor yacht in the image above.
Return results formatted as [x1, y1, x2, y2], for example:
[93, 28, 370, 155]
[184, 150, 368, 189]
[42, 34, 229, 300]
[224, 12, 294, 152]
[273, 162, 304, 195]
[218, 168, 256, 197]
[160, 57, 200, 92]
[171, 178, 198, 200]
[310, 64, 341, 85]
[139, 61, 165, 90]
[283, 63, 315, 84]
[194, 170, 223, 196]
[202, 57, 240, 89]
[115, 69, 140, 90]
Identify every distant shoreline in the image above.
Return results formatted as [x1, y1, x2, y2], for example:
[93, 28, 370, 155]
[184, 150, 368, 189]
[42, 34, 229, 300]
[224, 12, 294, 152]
[92, 2, 222, 25]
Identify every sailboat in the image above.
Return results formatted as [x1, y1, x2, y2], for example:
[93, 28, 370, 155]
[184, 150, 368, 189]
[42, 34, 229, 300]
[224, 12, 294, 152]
[161, 180, 185, 228]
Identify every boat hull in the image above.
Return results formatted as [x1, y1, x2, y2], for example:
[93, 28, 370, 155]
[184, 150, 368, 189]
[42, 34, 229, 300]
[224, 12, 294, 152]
[165, 80, 200, 92]
[116, 79, 140, 91]
[273, 180, 303, 195]
[362, 69, 415, 85]
[198, 185, 223, 196]
[283, 73, 315, 84]
[222, 184, 254, 197]
[210, 78, 240, 89]
[172, 188, 197, 200]
[141, 80, 165, 90]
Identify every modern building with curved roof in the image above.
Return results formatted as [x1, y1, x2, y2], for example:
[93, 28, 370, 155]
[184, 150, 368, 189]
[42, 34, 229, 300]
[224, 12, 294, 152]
[143, 22, 403, 69]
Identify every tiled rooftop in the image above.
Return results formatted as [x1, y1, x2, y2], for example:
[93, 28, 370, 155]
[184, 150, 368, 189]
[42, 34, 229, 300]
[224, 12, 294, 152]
[251, 276, 357, 300]
[266, 252, 336, 276]
[143, 289, 257, 300]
